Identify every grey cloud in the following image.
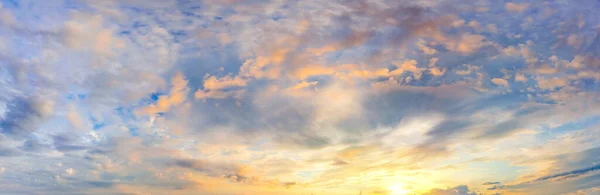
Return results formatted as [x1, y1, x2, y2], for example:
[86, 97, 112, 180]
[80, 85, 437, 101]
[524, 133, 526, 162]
[505, 147, 600, 193]
[280, 132, 331, 149]
[0, 97, 53, 139]
[475, 119, 522, 139]
[20, 138, 52, 152]
[52, 134, 89, 152]
[533, 164, 600, 182]
[0, 146, 22, 157]
[487, 185, 505, 190]
[84, 181, 115, 188]
[169, 158, 243, 177]
[482, 181, 501, 185]
[426, 120, 472, 138]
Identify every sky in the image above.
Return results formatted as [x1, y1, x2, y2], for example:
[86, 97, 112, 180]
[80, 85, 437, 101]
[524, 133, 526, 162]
[0, 0, 599, 194]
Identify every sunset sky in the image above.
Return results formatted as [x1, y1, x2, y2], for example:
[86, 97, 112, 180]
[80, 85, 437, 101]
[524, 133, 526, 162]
[1, 0, 600, 194]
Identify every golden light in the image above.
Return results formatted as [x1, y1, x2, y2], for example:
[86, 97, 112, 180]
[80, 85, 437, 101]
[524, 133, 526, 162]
[388, 183, 410, 195]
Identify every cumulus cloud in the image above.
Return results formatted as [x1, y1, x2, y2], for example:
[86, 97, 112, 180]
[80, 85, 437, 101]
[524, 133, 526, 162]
[137, 72, 189, 116]
[444, 33, 486, 54]
[491, 78, 509, 88]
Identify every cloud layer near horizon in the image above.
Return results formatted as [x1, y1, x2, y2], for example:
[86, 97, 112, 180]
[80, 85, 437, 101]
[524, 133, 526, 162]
[1, 0, 600, 194]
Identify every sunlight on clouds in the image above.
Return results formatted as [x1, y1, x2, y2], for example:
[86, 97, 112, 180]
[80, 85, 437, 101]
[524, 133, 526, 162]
[137, 72, 189, 116]
[1, 0, 600, 194]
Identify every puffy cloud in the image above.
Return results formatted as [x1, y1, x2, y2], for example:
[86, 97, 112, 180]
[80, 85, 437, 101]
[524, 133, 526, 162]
[505, 3, 529, 13]
[137, 72, 189, 115]
[62, 12, 125, 56]
[491, 78, 509, 88]
[515, 73, 528, 82]
[65, 168, 75, 175]
[194, 74, 247, 100]
[537, 77, 568, 90]
[444, 33, 486, 54]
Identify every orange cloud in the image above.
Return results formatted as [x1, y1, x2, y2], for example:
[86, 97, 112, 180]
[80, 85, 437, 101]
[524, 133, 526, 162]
[537, 77, 568, 90]
[491, 78, 510, 88]
[137, 72, 189, 115]
[505, 2, 529, 13]
[293, 65, 339, 79]
[444, 33, 486, 54]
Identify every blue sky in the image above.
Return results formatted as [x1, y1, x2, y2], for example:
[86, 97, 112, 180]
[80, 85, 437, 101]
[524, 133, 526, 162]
[1, 0, 600, 194]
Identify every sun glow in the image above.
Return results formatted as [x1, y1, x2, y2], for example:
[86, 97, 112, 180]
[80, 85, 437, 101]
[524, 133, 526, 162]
[388, 183, 410, 195]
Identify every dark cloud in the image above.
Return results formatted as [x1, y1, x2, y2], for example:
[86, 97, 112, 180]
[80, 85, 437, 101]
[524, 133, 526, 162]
[79, 181, 115, 188]
[0, 97, 53, 139]
[482, 181, 501, 185]
[52, 134, 88, 152]
[486, 185, 504, 190]
[169, 158, 243, 177]
[533, 164, 600, 182]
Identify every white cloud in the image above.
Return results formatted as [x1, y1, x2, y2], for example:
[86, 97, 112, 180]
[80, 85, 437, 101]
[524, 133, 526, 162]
[65, 168, 75, 175]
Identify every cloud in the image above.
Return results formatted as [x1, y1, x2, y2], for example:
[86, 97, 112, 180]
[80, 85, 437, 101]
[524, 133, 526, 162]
[533, 164, 600, 182]
[0, 97, 54, 139]
[537, 77, 568, 90]
[66, 105, 86, 130]
[65, 168, 75, 175]
[505, 3, 529, 13]
[444, 33, 486, 55]
[422, 185, 478, 195]
[482, 181, 501, 185]
[137, 72, 189, 115]
[486, 185, 505, 190]
[169, 158, 244, 177]
[62, 12, 125, 56]
[0, 145, 21, 157]
[2, 0, 600, 194]
[515, 73, 527, 82]
[491, 78, 509, 88]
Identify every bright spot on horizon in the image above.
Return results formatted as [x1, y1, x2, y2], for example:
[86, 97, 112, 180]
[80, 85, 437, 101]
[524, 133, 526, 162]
[388, 183, 410, 195]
